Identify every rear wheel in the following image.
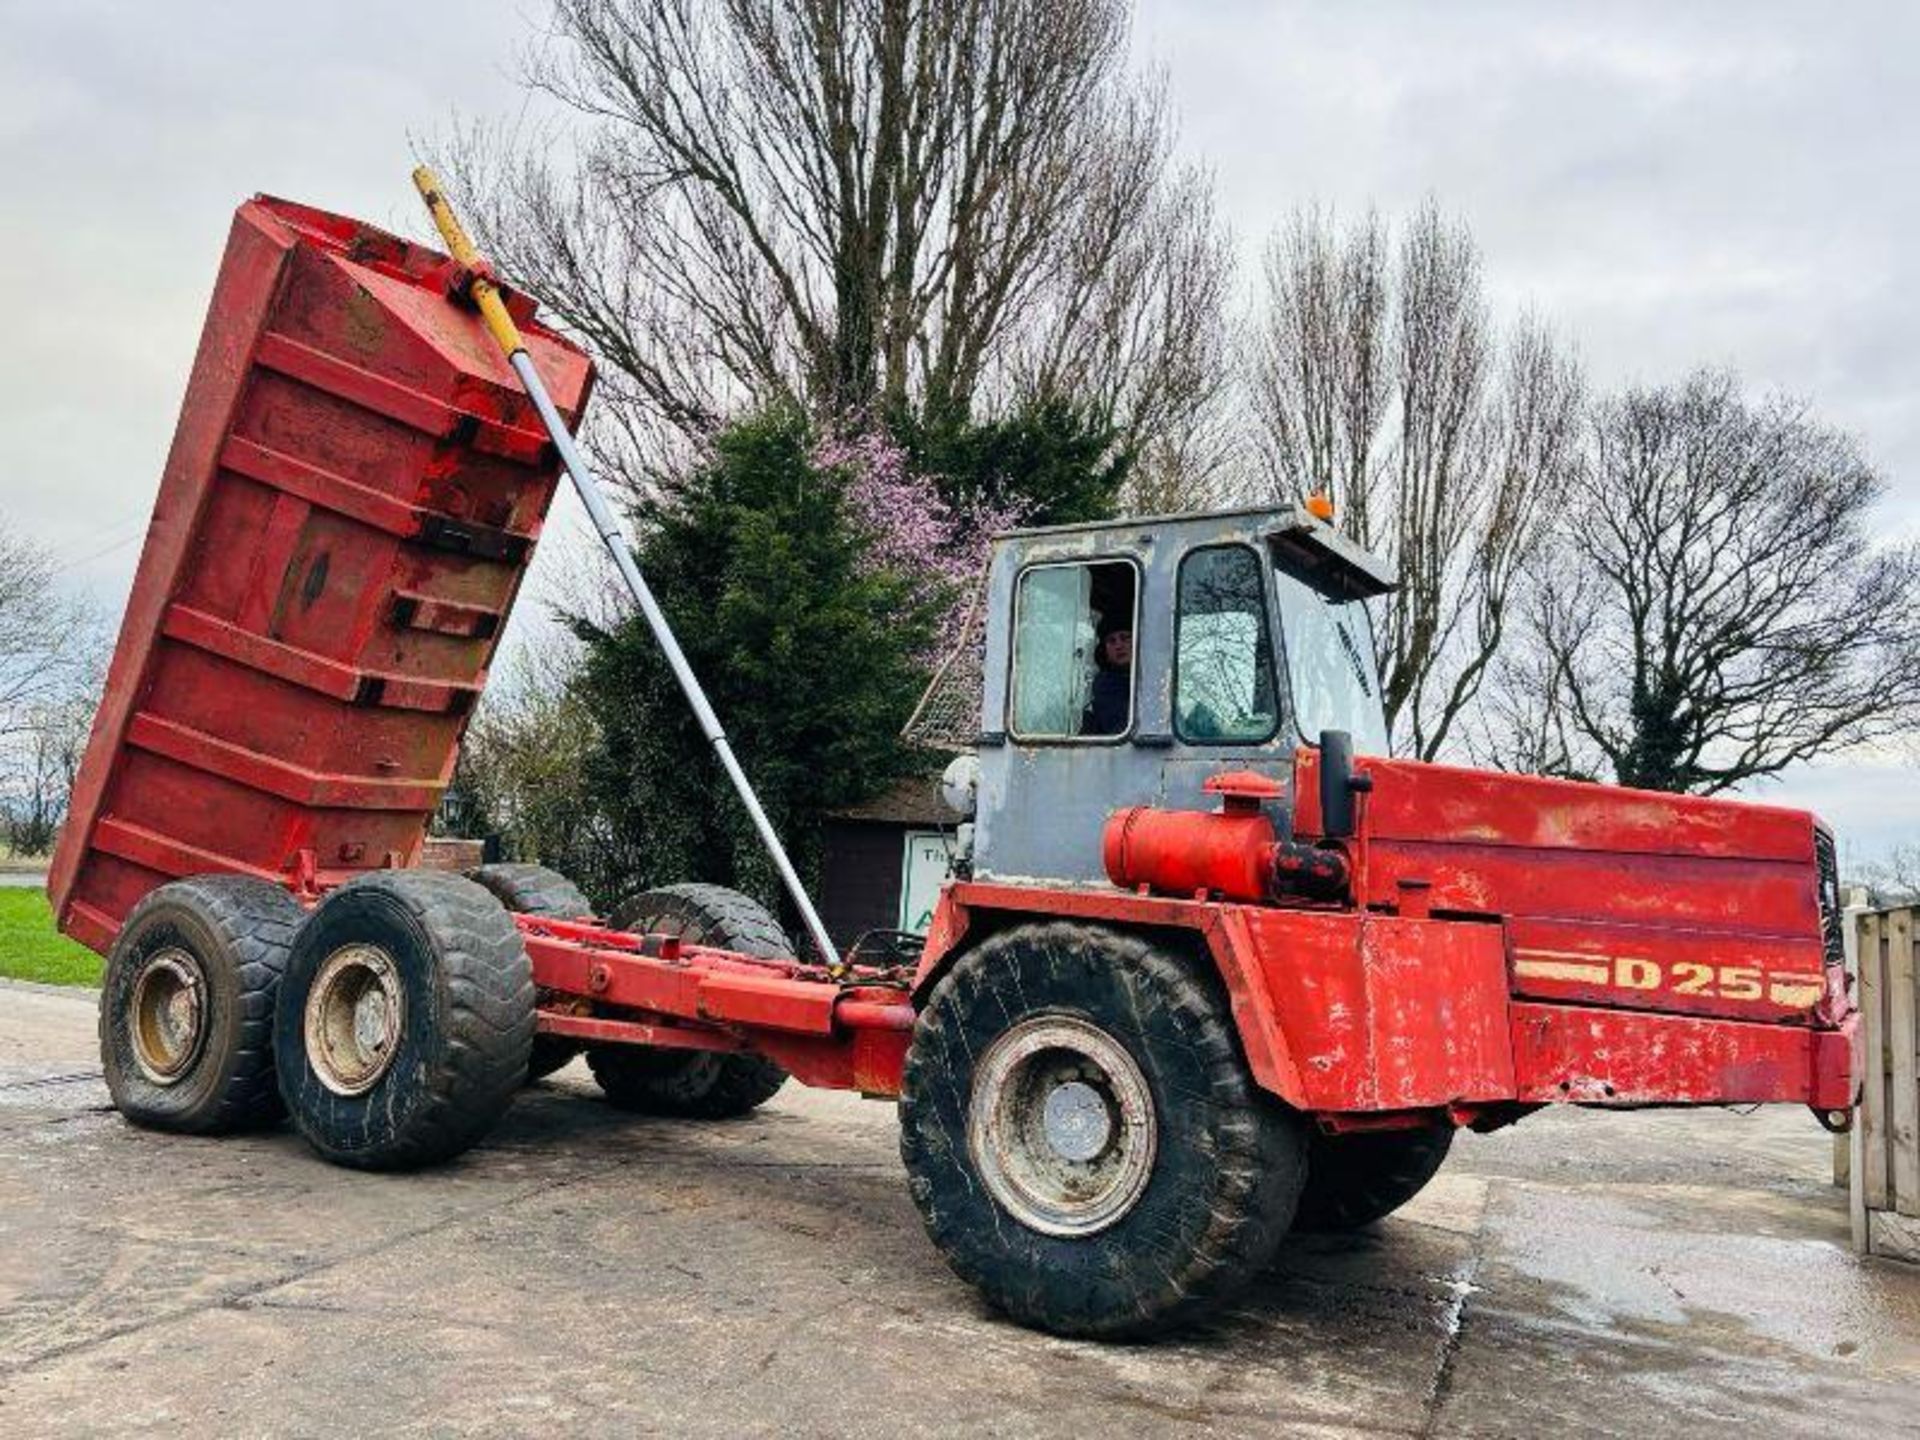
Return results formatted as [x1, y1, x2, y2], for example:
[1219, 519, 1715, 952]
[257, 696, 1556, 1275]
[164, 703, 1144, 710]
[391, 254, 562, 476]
[99, 876, 303, 1134]
[1293, 1124, 1454, 1231]
[899, 922, 1307, 1338]
[585, 884, 789, 1119]
[465, 863, 592, 1082]
[274, 871, 534, 1169]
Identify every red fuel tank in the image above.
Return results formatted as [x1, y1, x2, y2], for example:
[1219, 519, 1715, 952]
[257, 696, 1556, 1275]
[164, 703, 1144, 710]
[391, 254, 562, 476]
[1102, 771, 1285, 903]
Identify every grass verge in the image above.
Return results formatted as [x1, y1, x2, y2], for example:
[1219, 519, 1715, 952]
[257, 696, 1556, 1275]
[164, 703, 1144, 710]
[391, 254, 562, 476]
[0, 889, 104, 986]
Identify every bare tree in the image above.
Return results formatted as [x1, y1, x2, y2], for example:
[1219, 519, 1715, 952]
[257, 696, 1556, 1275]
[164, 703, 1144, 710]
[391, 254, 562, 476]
[441, 0, 1231, 502]
[1250, 206, 1389, 537]
[0, 529, 88, 736]
[1012, 147, 1239, 513]
[1522, 370, 1920, 794]
[1248, 201, 1583, 758]
[1, 693, 97, 855]
[439, 636, 626, 902]
[1858, 841, 1920, 901]
[0, 528, 102, 855]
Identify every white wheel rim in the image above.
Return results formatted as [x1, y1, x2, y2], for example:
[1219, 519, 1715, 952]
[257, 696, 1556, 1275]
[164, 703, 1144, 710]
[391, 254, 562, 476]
[305, 944, 405, 1096]
[130, 947, 206, 1085]
[968, 1013, 1158, 1237]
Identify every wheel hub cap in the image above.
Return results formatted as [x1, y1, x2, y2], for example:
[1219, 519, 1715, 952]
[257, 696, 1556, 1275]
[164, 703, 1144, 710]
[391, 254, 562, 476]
[130, 948, 206, 1085]
[1042, 1080, 1112, 1162]
[968, 1014, 1157, 1237]
[306, 944, 405, 1096]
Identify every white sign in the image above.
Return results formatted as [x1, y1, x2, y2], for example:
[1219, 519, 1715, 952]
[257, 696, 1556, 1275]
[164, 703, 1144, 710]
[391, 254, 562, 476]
[898, 830, 954, 935]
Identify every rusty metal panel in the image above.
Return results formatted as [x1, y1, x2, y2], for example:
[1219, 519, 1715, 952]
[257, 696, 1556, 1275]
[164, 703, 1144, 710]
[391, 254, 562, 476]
[1336, 753, 1818, 862]
[926, 877, 1849, 1115]
[1509, 1001, 1834, 1106]
[1242, 908, 1514, 1112]
[1294, 749, 1833, 1027]
[1354, 915, 1515, 1109]
[49, 196, 594, 953]
[930, 882, 1516, 1114]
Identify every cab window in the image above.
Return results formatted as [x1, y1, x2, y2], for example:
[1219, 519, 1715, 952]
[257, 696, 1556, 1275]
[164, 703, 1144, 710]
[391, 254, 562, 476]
[1174, 545, 1279, 743]
[1271, 555, 1390, 753]
[1010, 560, 1137, 739]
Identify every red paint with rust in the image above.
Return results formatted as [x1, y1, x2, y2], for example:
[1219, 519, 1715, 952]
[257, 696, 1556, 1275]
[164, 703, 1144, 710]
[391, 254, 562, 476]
[516, 917, 913, 1095]
[1296, 749, 1834, 1025]
[914, 745, 1854, 1121]
[49, 197, 593, 954]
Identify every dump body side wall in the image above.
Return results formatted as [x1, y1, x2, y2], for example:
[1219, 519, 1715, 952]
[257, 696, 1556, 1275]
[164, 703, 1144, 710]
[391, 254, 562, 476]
[50, 197, 592, 953]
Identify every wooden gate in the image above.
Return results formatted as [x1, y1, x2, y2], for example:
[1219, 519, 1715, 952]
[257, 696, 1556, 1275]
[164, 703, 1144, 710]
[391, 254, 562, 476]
[1852, 905, 1919, 1260]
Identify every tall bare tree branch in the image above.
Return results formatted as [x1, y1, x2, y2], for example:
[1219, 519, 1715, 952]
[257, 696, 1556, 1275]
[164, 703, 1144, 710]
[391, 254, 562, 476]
[1247, 200, 1581, 758]
[434, 0, 1230, 503]
[1519, 369, 1920, 793]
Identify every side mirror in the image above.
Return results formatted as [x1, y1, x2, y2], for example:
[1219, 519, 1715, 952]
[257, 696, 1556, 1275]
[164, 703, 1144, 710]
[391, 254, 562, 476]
[1318, 729, 1373, 839]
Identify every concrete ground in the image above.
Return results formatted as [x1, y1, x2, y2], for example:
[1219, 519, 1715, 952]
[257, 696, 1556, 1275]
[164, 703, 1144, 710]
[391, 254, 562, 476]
[0, 980, 1914, 1438]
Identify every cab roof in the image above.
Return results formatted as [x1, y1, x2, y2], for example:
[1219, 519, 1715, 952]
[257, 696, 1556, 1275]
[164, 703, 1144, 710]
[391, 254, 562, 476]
[992, 503, 1397, 599]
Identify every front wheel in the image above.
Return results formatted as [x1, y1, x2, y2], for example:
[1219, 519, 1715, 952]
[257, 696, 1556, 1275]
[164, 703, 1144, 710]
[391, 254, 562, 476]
[899, 922, 1307, 1338]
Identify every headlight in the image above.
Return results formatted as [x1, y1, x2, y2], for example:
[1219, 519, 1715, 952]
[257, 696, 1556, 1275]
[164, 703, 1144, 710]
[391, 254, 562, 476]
[941, 753, 980, 819]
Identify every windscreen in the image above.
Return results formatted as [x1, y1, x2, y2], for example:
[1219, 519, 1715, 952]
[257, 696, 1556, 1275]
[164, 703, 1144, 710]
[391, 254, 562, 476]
[1174, 545, 1278, 743]
[1272, 556, 1390, 754]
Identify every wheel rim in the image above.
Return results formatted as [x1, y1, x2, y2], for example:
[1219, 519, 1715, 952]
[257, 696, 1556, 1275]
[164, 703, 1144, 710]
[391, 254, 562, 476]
[968, 1014, 1158, 1237]
[129, 947, 207, 1085]
[305, 943, 405, 1096]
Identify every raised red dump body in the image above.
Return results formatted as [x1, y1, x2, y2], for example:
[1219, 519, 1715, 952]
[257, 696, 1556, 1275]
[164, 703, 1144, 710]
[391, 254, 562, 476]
[50, 197, 593, 953]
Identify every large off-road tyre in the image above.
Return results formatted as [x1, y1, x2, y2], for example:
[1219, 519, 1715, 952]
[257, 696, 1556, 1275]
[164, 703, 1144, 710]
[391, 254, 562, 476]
[99, 876, 304, 1135]
[465, 863, 592, 1082]
[1293, 1123, 1455, 1232]
[274, 870, 534, 1170]
[899, 922, 1308, 1339]
[585, 884, 790, 1119]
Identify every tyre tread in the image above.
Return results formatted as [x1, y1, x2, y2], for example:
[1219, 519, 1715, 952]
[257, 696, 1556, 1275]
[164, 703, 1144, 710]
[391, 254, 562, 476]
[466, 863, 592, 1082]
[281, 870, 534, 1170]
[586, 883, 791, 1118]
[100, 875, 303, 1134]
[899, 921, 1306, 1338]
[1293, 1124, 1454, 1232]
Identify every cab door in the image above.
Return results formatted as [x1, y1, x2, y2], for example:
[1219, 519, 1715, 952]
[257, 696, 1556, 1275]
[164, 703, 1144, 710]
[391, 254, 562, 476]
[973, 548, 1158, 885]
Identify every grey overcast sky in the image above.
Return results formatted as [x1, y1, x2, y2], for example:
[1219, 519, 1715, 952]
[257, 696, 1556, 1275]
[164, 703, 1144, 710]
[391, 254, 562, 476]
[3, 1, 1916, 861]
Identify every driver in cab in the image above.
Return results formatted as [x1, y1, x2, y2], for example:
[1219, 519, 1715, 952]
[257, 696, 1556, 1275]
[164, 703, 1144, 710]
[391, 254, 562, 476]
[1081, 623, 1132, 735]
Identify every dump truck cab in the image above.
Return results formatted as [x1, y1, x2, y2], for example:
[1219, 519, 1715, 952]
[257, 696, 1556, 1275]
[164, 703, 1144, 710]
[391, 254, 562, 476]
[970, 505, 1393, 886]
[895, 502, 1856, 1334]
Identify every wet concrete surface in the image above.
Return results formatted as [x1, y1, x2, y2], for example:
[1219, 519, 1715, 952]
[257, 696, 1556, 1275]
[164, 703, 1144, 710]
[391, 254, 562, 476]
[0, 979, 1914, 1437]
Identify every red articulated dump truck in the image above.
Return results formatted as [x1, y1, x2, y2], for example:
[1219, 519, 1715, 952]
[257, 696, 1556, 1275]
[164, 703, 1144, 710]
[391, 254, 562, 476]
[49, 183, 1859, 1339]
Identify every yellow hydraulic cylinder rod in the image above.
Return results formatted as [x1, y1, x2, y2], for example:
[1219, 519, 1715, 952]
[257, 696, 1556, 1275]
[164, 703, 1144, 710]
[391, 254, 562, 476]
[410, 167, 846, 976]
[411, 168, 526, 357]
